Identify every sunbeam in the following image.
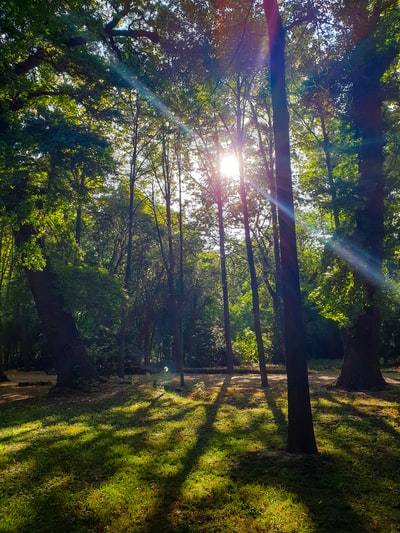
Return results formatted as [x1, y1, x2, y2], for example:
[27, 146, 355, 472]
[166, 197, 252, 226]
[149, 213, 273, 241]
[110, 64, 399, 301]
[111, 62, 195, 138]
[251, 182, 400, 300]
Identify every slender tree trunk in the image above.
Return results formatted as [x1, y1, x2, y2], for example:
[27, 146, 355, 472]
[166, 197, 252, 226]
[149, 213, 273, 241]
[216, 177, 235, 373]
[250, 100, 285, 363]
[264, 0, 317, 453]
[0, 228, 12, 381]
[158, 126, 184, 385]
[318, 105, 340, 230]
[236, 81, 268, 387]
[75, 204, 82, 245]
[118, 94, 140, 378]
[176, 132, 185, 387]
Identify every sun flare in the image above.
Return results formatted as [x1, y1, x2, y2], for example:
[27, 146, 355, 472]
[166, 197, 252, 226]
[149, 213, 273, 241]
[220, 154, 239, 178]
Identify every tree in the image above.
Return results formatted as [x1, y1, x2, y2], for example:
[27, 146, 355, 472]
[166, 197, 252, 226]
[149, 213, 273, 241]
[263, 0, 318, 453]
[235, 80, 268, 387]
[0, 0, 159, 387]
[151, 122, 185, 382]
[331, 1, 399, 390]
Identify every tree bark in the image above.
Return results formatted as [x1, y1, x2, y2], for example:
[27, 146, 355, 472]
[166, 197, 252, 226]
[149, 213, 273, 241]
[14, 226, 97, 388]
[236, 80, 268, 388]
[118, 94, 140, 378]
[250, 100, 285, 364]
[334, 23, 388, 391]
[216, 176, 235, 373]
[264, 0, 318, 453]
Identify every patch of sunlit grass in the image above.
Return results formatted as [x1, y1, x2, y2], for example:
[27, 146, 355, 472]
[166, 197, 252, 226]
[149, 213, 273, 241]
[0, 372, 399, 532]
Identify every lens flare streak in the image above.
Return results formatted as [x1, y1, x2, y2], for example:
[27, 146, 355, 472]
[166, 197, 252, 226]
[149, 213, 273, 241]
[251, 182, 400, 300]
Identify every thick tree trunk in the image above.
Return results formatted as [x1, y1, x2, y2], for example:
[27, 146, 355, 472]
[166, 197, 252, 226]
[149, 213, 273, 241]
[264, 0, 317, 453]
[25, 266, 98, 387]
[335, 299, 385, 390]
[334, 24, 387, 391]
[0, 346, 9, 381]
[14, 226, 97, 388]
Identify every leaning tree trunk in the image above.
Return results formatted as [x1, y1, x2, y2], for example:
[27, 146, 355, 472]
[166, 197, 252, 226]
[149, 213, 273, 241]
[264, 0, 317, 453]
[334, 27, 387, 391]
[15, 226, 97, 388]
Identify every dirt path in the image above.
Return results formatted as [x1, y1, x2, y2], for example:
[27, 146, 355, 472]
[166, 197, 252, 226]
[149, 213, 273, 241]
[1, 369, 399, 405]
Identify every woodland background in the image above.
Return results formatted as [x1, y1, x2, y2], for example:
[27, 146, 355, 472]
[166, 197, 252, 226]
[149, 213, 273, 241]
[0, 0, 399, 393]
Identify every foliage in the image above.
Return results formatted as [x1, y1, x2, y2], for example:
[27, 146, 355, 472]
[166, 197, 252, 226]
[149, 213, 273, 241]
[232, 327, 272, 366]
[308, 258, 365, 328]
[1, 0, 400, 378]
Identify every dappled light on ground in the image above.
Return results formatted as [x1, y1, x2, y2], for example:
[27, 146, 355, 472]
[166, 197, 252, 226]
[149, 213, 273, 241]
[0, 369, 399, 532]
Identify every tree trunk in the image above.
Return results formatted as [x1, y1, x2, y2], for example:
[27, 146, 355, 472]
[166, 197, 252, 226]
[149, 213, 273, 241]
[26, 266, 97, 387]
[318, 102, 340, 230]
[236, 81, 268, 387]
[335, 297, 385, 390]
[250, 100, 285, 364]
[14, 226, 97, 388]
[156, 125, 184, 386]
[264, 0, 318, 453]
[334, 25, 387, 391]
[118, 94, 140, 378]
[0, 346, 9, 381]
[216, 178, 235, 373]
[176, 131, 186, 387]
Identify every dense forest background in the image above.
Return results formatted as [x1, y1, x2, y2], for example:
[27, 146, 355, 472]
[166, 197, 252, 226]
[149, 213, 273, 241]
[1, 0, 399, 388]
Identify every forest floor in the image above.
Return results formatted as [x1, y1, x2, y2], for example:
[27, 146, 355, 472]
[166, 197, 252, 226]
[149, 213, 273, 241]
[1, 366, 400, 404]
[1, 364, 400, 532]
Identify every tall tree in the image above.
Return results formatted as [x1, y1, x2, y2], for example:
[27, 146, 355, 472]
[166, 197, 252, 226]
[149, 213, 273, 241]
[234, 77, 268, 387]
[0, 0, 159, 387]
[331, 0, 399, 390]
[152, 123, 185, 384]
[263, 0, 318, 453]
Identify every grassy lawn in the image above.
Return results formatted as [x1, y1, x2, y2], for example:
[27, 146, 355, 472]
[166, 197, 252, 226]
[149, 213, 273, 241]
[1, 366, 399, 532]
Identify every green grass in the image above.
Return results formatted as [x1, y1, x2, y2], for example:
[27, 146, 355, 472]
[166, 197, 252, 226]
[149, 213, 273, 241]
[1, 372, 399, 532]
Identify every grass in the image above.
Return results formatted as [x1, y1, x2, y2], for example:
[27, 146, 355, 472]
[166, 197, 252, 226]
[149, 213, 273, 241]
[0, 368, 399, 532]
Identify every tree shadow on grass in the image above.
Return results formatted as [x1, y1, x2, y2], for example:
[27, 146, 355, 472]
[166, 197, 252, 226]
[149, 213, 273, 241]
[230, 451, 368, 532]
[263, 384, 288, 445]
[0, 388, 195, 532]
[145, 375, 232, 532]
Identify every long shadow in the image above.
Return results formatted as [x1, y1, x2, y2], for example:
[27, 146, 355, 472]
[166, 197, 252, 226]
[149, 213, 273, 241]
[230, 450, 369, 532]
[0, 388, 198, 532]
[146, 375, 231, 532]
[234, 378, 398, 531]
[263, 384, 288, 444]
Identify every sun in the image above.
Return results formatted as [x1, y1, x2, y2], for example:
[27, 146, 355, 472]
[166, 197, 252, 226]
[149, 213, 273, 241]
[220, 154, 239, 178]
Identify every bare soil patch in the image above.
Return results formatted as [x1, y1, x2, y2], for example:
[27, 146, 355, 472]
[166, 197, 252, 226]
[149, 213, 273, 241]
[1, 368, 399, 405]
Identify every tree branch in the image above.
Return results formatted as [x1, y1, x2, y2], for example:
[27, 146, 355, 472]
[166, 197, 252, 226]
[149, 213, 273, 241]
[109, 29, 159, 43]
[14, 48, 46, 75]
[12, 7, 159, 77]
